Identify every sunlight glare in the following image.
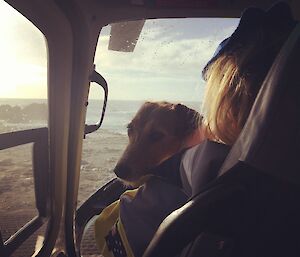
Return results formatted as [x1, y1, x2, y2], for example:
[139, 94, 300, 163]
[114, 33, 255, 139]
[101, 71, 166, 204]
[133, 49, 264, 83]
[0, 1, 47, 99]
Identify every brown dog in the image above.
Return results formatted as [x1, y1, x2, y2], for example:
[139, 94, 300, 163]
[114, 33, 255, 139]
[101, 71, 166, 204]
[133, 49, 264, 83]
[114, 101, 203, 186]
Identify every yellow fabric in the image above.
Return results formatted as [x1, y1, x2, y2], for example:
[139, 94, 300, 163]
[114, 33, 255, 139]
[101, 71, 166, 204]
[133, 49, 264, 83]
[94, 189, 138, 257]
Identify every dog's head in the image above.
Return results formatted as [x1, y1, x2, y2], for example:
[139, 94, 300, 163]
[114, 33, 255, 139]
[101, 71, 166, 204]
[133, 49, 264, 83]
[114, 101, 202, 185]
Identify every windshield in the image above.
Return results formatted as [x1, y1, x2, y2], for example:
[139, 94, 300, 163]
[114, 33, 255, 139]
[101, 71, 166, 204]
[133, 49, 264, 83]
[86, 18, 238, 132]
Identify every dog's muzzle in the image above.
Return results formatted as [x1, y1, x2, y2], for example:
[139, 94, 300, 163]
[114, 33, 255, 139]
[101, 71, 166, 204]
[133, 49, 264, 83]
[114, 163, 132, 180]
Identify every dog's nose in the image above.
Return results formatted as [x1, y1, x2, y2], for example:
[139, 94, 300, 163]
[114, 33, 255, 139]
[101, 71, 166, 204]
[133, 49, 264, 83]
[114, 163, 132, 179]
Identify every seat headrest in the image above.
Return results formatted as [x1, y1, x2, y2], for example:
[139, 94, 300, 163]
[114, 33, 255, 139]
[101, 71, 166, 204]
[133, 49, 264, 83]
[219, 24, 300, 185]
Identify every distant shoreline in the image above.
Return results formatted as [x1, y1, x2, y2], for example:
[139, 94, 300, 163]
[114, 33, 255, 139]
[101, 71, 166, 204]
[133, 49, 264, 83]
[0, 98, 201, 103]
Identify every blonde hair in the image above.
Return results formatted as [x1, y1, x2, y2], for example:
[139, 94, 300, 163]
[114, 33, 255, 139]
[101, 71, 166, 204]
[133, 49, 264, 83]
[202, 45, 262, 145]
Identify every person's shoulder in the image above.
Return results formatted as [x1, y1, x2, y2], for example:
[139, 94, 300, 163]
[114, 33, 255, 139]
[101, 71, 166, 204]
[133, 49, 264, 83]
[182, 140, 230, 170]
[185, 140, 230, 154]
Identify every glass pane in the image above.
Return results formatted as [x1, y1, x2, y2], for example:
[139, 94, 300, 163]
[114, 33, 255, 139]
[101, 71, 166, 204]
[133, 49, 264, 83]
[96, 18, 239, 105]
[0, 1, 48, 255]
[0, 1, 47, 133]
[0, 144, 37, 240]
[10, 222, 48, 257]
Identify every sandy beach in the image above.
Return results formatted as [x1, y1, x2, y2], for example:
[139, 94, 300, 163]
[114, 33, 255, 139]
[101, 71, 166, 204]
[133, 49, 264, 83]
[79, 129, 128, 205]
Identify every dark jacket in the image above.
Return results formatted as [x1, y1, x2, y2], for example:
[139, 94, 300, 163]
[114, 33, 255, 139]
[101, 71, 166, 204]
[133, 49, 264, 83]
[119, 140, 230, 257]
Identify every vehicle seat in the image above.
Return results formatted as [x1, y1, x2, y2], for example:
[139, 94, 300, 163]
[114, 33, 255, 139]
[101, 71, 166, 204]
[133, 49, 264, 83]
[143, 23, 300, 257]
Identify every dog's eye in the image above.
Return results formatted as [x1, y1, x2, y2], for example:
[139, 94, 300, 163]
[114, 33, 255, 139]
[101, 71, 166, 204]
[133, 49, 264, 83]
[149, 131, 165, 142]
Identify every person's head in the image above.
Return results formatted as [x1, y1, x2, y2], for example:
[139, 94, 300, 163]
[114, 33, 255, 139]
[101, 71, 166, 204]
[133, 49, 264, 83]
[201, 2, 297, 145]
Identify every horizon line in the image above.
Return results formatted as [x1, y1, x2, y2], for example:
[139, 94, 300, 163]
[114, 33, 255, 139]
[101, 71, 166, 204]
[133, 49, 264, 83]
[0, 97, 201, 102]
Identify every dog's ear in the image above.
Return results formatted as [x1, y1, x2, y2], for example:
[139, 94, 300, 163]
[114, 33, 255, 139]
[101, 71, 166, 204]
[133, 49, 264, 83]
[175, 104, 202, 136]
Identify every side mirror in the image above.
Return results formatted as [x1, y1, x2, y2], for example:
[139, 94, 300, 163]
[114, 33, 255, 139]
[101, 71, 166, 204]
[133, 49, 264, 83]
[84, 69, 108, 136]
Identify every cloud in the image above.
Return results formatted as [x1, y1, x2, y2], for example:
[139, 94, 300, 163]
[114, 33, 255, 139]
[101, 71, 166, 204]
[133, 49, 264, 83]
[93, 19, 238, 101]
[96, 32, 217, 79]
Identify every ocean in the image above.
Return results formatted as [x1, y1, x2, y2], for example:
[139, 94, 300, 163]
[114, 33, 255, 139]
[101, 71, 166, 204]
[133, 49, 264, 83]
[0, 98, 201, 134]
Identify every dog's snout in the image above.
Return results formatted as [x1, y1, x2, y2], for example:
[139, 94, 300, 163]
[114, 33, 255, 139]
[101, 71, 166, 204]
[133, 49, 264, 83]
[114, 163, 132, 179]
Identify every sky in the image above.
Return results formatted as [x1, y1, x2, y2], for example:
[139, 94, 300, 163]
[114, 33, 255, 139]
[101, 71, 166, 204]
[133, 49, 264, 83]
[0, 1, 239, 102]
[0, 1, 47, 99]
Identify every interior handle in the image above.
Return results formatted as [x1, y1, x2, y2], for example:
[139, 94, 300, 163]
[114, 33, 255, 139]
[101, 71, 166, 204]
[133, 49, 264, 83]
[84, 69, 108, 135]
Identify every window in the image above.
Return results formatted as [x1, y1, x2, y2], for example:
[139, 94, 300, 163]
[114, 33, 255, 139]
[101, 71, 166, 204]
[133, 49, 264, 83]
[0, 2, 47, 133]
[0, 1, 48, 255]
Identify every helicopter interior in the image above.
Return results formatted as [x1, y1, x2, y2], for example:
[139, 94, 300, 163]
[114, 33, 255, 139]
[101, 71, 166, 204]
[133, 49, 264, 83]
[0, 0, 300, 257]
